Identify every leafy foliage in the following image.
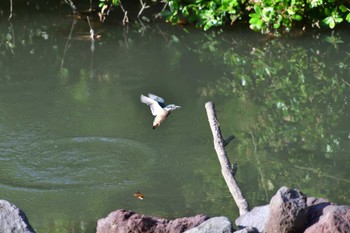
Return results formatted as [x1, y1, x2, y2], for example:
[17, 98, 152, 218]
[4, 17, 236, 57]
[57, 0, 350, 34]
[142, 0, 350, 34]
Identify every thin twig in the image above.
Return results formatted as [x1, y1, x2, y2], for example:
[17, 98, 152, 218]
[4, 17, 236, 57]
[8, 0, 13, 20]
[137, 0, 150, 18]
[119, 0, 129, 25]
[342, 79, 350, 87]
[64, 0, 78, 14]
[155, 1, 168, 19]
[60, 18, 77, 70]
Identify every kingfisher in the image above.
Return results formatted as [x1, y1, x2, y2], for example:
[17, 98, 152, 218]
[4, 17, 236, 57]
[140, 93, 181, 129]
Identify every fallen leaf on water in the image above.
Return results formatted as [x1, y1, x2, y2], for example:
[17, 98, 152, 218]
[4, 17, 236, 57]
[134, 191, 144, 200]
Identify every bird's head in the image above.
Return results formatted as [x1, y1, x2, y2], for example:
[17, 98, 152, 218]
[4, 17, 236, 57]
[164, 104, 181, 111]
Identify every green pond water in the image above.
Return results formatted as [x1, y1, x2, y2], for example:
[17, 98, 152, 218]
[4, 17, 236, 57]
[0, 3, 349, 232]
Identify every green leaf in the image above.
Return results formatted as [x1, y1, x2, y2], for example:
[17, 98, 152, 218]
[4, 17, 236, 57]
[159, 10, 172, 17]
[334, 17, 343, 23]
[182, 6, 189, 16]
[249, 13, 261, 19]
[254, 4, 262, 16]
[249, 15, 260, 24]
[323, 16, 335, 28]
[262, 7, 274, 21]
[346, 13, 350, 22]
[292, 14, 302, 21]
[324, 8, 331, 16]
[339, 5, 348, 13]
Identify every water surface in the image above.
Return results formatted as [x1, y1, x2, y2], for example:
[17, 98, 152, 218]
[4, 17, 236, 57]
[0, 5, 349, 232]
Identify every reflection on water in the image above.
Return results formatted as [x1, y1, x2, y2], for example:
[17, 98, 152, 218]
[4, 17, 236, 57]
[0, 6, 349, 232]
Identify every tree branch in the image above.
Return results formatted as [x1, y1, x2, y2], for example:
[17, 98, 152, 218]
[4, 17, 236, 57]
[137, 0, 150, 18]
[205, 101, 249, 216]
[119, 0, 129, 25]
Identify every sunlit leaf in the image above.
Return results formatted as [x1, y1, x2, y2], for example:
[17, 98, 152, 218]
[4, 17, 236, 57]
[254, 4, 262, 16]
[322, 16, 335, 28]
[292, 14, 302, 21]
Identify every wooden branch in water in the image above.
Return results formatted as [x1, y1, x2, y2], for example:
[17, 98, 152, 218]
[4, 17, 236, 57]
[119, 0, 129, 25]
[205, 101, 249, 216]
[8, 0, 13, 20]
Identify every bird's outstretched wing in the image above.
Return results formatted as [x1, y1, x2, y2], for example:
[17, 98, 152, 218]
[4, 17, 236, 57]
[147, 93, 165, 108]
[147, 93, 164, 104]
[140, 94, 164, 116]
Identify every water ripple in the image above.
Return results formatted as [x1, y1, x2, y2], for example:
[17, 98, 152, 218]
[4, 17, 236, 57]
[0, 137, 157, 191]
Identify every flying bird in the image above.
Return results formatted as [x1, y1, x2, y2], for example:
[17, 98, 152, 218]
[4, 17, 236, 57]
[140, 93, 181, 129]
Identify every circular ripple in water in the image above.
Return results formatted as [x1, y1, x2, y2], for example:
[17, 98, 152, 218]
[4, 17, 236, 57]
[1, 137, 157, 191]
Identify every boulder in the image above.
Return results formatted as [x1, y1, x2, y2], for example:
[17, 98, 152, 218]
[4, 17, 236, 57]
[0, 200, 36, 233]
[96, 209, 208, 233]
[235, 205, 269, 232]
[305, 197, 333, 228]
[233, 227, 259, 233]
[265, 187, 307, 233]
[304, 205, 350, 233]
[184, 216, 232, 233]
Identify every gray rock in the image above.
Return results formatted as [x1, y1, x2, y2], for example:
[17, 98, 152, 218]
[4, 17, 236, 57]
[184, 216, 232, 233]
[265, 187, 307, 233]
[233, 226, 259, 233]
[235, 205, 269, 233]
[304, 205, 350, 233]
[96, 209, 208, 233]
[0, 200, 36, 233]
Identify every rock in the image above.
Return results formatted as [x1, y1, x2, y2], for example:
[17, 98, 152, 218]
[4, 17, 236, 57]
[184, 216, 232, 233]
[233, 226, 259, 233]
[235, 204, 269, 233]
[305, 197, 333, 228]
[304, 205, 350, 233]
[0, 200, 36, 233]
[96, 209, 208, 233]
[265, 187, 307, 233]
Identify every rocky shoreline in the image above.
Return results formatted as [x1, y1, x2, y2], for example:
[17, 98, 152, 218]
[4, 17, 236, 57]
[2, 186, 349, 233]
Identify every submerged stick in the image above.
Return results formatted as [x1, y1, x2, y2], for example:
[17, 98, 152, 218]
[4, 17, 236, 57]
[205, 101, 249, 216]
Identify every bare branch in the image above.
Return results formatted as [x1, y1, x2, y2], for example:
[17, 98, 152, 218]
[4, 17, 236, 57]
[64, 0, 79, 14]
[155, 1, 168, 19]
[205, 101, 249, 216]
[60, 18, 77, 71]
[119, 0, 129, 25]
[137, 0, 150, 18]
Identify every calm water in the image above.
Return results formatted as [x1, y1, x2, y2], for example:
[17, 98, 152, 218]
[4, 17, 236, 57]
[0, 5, 349, 233]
